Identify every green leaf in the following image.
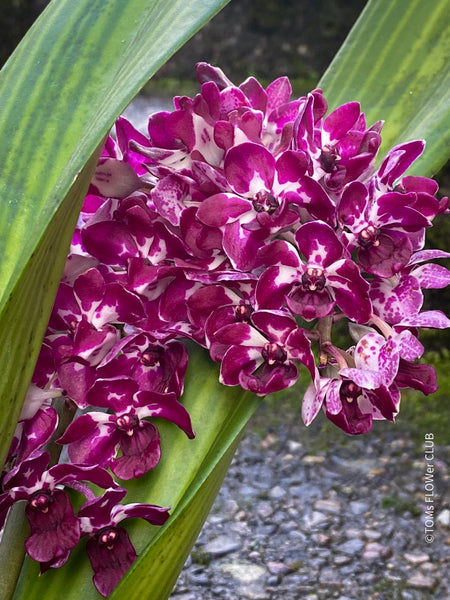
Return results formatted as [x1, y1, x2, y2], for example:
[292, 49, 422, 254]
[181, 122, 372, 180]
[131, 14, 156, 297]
[0, 0, 230, 468]
[12, 347, 262, 600]
[319, 0, 450, 176]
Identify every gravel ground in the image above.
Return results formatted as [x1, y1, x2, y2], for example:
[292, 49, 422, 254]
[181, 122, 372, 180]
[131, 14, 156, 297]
[169, 402, 449, 600]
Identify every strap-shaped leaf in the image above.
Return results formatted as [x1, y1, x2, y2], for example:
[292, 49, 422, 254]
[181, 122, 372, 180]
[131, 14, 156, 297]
[0, 0, 230, 467]
[319, 0, 450, 176]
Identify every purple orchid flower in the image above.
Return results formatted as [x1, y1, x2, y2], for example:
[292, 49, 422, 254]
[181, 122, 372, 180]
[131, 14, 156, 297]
[78, 487, 170, 597]
[96, 332, 189, 397]
[4, 386, 59, 475]
[369, 249, 450, 323]
[256, 221, 372, 323]
[213, 309, 316, 395]
[58, 378, 194, 479]
[338, 179, 432, 277]
[293, 93, 382, 194]
[302, 331, 403, 434]
[0, 451, 116, 565]
[197, 141, 304, 270]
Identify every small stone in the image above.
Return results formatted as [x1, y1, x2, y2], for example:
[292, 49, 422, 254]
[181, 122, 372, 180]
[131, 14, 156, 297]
[266, 561, 290, 575]
[406, 573, 435, 590]
[269, 485, 287, 500]
[223, 499, 239, 516]
[311, 533, 331, 546]
[350, 501, 369, 515]
[304, 511, 328, 527]
[345, 528, 363, 539]
[404, 552, 430, 564]
[319, 567, 342, 585]
[220, 562, 266, 583]
[187, 567, 209, 586]
[287, 440, 303, 452]
[333, 554, 351, 566]
[363, 542, 392, 560]
[420, 562, 435, 571]
[203, 534, 241, 557]
[363, 528, 382, 540]
[338, 539, 365, 554]
[256, 501, 274, 519]
[302, 455, 325, 464]
[314, 499, 341, 514]
[437, 508, 450, 527]
[261, 433, 279, 448]
[290, 483, 322, 499]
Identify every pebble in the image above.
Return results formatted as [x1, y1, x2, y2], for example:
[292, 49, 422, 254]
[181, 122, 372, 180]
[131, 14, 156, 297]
[337, 539, 365, 554]
[220, 562, 266, 583]
[404, 552, 430, 564]
[363, 542, 392, 559]
[349, 501, 369, 514]
[437, 508, 450, 527]
[406, 573, 436, 590]
[314, 498, 341, 514]
[203, 535, 241, 557]
[363, 528, 382, 540]
[269, 485, 287, 500]
[302, 454, 325, 464]
[333, 554, 351, 566]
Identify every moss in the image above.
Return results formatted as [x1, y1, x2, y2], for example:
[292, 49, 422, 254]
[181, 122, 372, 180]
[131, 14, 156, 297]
[190, 548, 211, 566]
[380, 496, 421, 517]
[372, 577, 408, 599]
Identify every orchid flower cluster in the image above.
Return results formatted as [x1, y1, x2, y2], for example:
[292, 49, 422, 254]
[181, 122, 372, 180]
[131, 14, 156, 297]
[1, 63, 449, 596]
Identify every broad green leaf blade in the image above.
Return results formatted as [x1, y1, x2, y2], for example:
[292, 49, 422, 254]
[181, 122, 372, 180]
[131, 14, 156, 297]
[12, 347, 262, 600]
[0, 0, 230, 466]
[0, 147, 101, 469]
[319, 0, 450, 176]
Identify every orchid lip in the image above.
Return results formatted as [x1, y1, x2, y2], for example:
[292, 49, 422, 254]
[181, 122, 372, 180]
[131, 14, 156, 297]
[115, 413, 139, 433]
[261, 342, 287, 365]
[97, 526, 119, 550]
[358, 225, 380, 247]
[28, 489, 53, 513]
[252, 190, 278, 214]
[301, 267, 326, 291]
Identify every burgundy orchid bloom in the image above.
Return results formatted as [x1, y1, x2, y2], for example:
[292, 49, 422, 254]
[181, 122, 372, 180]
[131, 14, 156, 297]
[369, 249, 450, 324]
[338, 179, 432, 277]
[78, 487, 170, 597]
[196, 142, 305, 270]
[293, 93, 382, 194]
[58, 378, 194, 480]
[0, 451, 116, 565]
[256, 221, 371, 323]
[213, 309, 316, 395]
[302, 331, 404, 434]
[97, 332, 189, 397]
